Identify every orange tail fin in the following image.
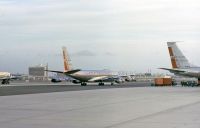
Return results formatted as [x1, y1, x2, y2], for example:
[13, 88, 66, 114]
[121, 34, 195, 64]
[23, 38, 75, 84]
[62, 47, 71, 72]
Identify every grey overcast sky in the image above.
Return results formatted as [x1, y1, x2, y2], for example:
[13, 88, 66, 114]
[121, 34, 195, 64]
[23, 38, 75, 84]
[0, 0, 200, 73]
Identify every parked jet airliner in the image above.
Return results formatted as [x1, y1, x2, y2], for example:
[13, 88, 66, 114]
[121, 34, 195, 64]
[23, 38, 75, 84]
[0, 72, 12, 84]
[160, 42, 200, 83]
[46, 47, 119, 86]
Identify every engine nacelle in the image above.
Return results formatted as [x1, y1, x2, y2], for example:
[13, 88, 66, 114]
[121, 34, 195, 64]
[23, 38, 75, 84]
[72, 80, 81, 84]
[115, 77, 125, 83]
[51, 79, 62, 83]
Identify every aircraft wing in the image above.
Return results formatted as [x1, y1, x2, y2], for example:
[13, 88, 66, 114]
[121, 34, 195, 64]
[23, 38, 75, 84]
[45, 69, 81, 75]
[64, 69, 81, 75]
[44, 70, 64, 74]
[159, 68, 186, 73]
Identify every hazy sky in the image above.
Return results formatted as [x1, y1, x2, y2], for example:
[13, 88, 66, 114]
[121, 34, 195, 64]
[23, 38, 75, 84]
[0, 0, 200, 73]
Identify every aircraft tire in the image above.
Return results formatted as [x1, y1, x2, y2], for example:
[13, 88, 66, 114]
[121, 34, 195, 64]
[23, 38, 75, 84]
[99, 83, 104, 86]
[81, 83, 87, 86]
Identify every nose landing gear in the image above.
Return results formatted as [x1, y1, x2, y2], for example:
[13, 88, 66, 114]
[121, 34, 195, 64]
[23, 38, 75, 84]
[98, 82, 105, 86]
[1, 79, 10, 85]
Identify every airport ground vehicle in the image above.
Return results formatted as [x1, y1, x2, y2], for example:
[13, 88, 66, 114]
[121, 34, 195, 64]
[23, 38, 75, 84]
[154, 78, 172, 86]
[181, 81, 198, 87]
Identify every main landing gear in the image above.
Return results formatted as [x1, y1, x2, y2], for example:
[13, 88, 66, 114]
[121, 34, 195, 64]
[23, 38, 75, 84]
[98, 82, 105, 86]
[81, 82, 87, 86]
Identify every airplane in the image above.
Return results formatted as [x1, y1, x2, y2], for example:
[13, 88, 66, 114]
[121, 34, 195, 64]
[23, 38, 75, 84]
[0, 72, 13, 84]
[120, 75, 136, 82]
[160, 42, 200, 84]
[46, 47, 119, 86]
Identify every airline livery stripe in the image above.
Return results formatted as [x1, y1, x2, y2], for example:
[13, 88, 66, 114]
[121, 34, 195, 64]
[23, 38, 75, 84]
[168, 47, 174, 56]
[62, 47, 70, 71]
[63, 51, 66, 60]
[63, 51, 67, 71]
[168, 47, 178, 68]
[64, 61, 68, 71]
[171, 58, 178, 68]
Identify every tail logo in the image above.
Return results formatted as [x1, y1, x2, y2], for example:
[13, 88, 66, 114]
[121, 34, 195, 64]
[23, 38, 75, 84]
[168, 47, 178, 68]
[62, 47, 71, 72]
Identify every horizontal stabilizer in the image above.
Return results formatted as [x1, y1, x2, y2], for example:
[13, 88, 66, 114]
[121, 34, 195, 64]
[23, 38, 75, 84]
[159, 68, 186, 73]
[44, 70, 64, 74]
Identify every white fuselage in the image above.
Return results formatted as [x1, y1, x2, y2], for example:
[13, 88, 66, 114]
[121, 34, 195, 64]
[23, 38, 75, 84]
[0, 72, 11, 79]
[174, 67, 200, 78]
[67, 70, 118, 82]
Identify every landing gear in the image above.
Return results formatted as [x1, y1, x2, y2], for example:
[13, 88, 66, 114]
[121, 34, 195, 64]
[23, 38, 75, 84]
[1, 79, 10, 85]
[81, 82, 87, 86]
[98, 82, 105, 86]
[111, 82, 114, 85]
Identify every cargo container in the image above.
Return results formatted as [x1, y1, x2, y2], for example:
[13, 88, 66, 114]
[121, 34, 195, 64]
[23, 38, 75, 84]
[154, 78, 172, 86]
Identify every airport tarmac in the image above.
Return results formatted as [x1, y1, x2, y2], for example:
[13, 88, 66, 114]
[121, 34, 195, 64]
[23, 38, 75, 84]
[0, 84, 200, 128]
[0, 82, 150, 96]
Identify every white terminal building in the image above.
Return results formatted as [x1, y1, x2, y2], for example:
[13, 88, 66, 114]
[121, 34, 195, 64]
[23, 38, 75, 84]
[28, 64, 48, 82]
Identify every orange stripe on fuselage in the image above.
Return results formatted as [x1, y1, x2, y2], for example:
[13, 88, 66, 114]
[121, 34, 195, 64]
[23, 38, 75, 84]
[168, 47, 178, 69]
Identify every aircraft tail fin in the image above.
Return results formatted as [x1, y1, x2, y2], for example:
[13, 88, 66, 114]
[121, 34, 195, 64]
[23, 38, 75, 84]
[167, 42, 191, 69]
[62, 46, 72, 72]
